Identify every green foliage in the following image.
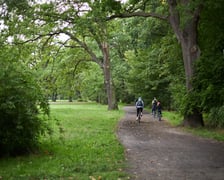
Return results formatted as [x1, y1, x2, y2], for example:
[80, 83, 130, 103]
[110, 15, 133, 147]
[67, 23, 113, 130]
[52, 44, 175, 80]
[3, 0, 224, 127]
[207, 106, 224, 128]
[101, 0, 122, 13]
[191, 0, 224, 124]
[0, 47, 50, 156]
[163, 111, 224, 141]
[79, 62, 105, 103]
[0, 102, 127, 179]
[186, 127, 224, 142]
[112, 58, 134, 104]
[166, 34, 186, 112]
[119, 16, 184, 108]
[128, 0, 166, 12]
[169, 82, 186, 111]
[163, 111, 183, 126]
[108, 19, 135, 103]
[162, 0, 224, 121]
[3, 0, 29, 13]
[180, 90, 201, 117]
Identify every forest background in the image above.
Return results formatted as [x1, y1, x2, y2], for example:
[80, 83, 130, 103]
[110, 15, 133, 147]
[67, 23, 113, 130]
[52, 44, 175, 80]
[0, 0, 224, 156]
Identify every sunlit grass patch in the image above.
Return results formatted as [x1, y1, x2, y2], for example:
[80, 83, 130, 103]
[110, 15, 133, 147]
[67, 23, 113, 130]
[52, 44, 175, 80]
[0, 102, 128, 179]
[162, 111, 183, 126]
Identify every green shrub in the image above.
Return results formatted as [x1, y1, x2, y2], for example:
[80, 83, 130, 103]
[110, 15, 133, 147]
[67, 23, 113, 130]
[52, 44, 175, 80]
[207, 106, 224, 128]
[0, 59, 49, 156]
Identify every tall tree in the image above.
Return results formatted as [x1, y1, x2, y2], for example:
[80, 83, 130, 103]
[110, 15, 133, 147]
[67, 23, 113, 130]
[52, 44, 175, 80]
[3, 0, 118, 109]
[167, 0, 203, 126]
[40, 1, 118, 109]
[108, 0, 204, 126]
[192, 0, 224, 127]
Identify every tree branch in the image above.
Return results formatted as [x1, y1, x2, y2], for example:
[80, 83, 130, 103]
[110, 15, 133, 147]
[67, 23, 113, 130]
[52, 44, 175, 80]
[61, 30, 103, 67]
[14, 32, 61, 45]
[167, 0, 181, 42]
[72, 58, 91, 78]
[107, 11, 168, 21]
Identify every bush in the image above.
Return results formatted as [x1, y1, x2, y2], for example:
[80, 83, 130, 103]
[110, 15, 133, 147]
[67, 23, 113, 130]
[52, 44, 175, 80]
[207, 106, 224, 128]
[0, 59, 49, 156]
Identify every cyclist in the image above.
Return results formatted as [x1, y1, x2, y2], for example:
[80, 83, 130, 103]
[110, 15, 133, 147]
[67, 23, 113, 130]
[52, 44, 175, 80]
[151, 97, 157, 117]
[135, 97, 144, 120]
[157, 100, 162, 121]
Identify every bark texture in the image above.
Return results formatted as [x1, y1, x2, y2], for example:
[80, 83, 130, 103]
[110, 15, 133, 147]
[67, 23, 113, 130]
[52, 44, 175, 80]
[183, 109, 204, 127]
[102, 42, 118, 110]
[167, 0, 204, 127]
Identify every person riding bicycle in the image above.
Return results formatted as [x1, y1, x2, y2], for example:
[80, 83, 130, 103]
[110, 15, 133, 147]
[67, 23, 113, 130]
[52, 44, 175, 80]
[151, 97, 157, 116]
[135, 97, 144, 120]
[157, 100, 162, 121]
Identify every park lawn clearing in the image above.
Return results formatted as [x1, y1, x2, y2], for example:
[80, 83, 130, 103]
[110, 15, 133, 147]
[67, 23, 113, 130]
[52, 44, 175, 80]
[0, 102, 128, 179]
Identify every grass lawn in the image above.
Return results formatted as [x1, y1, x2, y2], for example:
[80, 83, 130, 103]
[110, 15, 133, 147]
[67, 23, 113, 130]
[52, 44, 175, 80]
[163, 111, 224, 142]
[0, 102, 128, 180]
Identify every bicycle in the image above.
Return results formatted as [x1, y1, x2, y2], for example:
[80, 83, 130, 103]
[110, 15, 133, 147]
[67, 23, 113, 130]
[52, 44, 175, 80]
[152, 110, 156, 118]
[137, 112, 141, 123]
[158, 111, 162, 121]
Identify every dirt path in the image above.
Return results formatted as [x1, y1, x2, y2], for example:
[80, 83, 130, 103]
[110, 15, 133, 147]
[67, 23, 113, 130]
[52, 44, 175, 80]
[117, 106, 224, 180]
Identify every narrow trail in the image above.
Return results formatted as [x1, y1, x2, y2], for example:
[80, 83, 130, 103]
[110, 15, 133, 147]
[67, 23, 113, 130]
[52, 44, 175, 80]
[117, 106, 224, 180]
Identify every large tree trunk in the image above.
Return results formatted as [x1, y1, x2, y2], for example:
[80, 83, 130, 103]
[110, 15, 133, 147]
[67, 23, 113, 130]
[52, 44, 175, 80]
[64, 31, 118, 110]
[102, 42, 118, 110]
[183, 109, 204, 127]
[168, 0, 204, 127]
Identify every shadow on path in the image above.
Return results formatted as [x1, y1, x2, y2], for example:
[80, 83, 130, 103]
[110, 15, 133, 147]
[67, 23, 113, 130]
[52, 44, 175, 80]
[117, 106, 224, 180]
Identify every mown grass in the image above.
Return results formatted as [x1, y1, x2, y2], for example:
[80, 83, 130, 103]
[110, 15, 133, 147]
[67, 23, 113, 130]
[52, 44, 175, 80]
[0, 102, 128, 180]
[162, 111, 183, 126]
[163, 111, 224, 142]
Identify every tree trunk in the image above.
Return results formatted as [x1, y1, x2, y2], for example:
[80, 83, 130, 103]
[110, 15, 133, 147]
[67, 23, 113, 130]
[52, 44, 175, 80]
[102, 42, 118, 110]
[63, 31, 118, 110]
[168, 0, 204, 127]
[183, 109, 204, 127]
[51, 92, 57, 102]
[68, 96, 73, 102]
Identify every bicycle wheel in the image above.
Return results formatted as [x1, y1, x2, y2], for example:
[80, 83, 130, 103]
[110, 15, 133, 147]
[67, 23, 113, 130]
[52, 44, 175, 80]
[153, 110, 156, 118]
[138, 114, 141, 123]
[158, 112, 162, 121]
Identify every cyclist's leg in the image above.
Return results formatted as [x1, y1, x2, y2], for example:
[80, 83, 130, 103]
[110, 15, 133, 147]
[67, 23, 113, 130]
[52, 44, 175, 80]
[153, 107, 156, 118]
[140, 108, 143, 116]
[157, 110, 160, 120]
[136, 108, 140, 120]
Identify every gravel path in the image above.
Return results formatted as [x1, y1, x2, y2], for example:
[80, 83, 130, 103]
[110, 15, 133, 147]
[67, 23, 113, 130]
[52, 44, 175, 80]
[117, 106, 224, 180]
